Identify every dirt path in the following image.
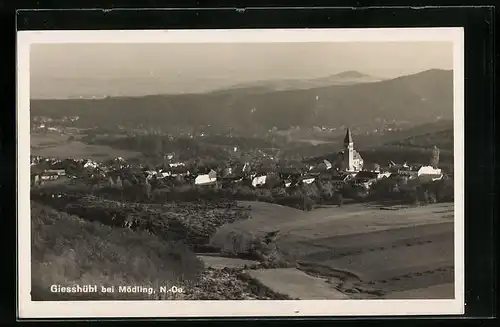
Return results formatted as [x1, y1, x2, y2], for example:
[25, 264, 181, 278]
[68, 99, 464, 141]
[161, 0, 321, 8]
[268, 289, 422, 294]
[197, 255, 260, 270]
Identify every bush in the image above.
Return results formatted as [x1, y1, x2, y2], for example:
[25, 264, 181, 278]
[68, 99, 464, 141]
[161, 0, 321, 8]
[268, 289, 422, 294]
[209, 230, 290, 268]
[334, 192, 344, 206]
[302, 183, 320, 202]
[319, 181, 334, 202]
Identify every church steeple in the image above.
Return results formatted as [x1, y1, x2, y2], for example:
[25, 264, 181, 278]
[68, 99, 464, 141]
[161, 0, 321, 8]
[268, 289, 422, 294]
[344, 128, 353, 145]
[343, 128, 355, 172]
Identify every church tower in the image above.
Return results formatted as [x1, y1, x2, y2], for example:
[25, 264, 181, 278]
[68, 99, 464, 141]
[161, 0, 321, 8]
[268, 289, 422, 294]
[344, 128, 354, 171]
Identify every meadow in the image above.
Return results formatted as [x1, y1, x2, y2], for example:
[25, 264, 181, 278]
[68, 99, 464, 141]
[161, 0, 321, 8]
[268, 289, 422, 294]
[31, 133, 141, 160]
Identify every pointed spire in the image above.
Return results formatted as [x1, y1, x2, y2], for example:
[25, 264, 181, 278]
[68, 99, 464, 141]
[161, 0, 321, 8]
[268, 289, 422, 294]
[344, 128, 353, 145]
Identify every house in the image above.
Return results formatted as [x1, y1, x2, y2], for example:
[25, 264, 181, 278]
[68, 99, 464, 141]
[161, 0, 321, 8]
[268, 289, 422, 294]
[170, 166, 190, 177]
[398, 165, 442, 181]
[387, 162, 403, 174]
[300, 175, 316, 185]
[195, 169, 217, 186]
[46, 169, 66, 176]
[416, 165, 443, 182]
[252, 175, 267, 188]
[144, 170, 158, 180]
[158, 171, 172, 179]
[219, 174, 244, 187]
[83, 160, 98, 169]
[40, 172, 59, 181]
[353, 171, 379, 189]
[417, 165, 442, 176]
[256, 165, 276, 176]
[330, 174, 350, 189]
[279, 167, 303, 180]
[377, 171, 392, 179]
[169, 162, 186, 168]
[398, 165, 419, 179]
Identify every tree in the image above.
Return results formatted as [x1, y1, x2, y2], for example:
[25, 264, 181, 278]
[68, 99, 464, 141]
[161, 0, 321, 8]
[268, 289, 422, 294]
[334, 192, 343, 207]
[115, 176, 123, 189]
[319, 181, 334, 201]
[430, 146, 440, 168]
[303, 195, 314, 211]
[302, 183, 320, 201]
[272, 187, 287, 199]
[144, 178, 152, 199]
[123, 178, 133, 189]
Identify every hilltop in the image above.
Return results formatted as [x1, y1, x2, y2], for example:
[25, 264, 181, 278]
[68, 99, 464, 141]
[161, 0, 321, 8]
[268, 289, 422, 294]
[224, 70, 382, 92]
[30, 69, 453, 133]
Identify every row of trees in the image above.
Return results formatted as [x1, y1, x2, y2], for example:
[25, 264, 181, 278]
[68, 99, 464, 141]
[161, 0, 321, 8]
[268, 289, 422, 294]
[368, 176, 454, 205]
[96, 178, 345, 211]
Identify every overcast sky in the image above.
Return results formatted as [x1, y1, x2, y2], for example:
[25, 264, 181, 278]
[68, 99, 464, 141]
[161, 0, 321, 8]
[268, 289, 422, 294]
[30, 42, 453, 99]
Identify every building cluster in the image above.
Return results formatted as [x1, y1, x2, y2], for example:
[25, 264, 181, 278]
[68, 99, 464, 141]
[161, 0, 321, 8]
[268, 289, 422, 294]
[30, 129, 444, 192]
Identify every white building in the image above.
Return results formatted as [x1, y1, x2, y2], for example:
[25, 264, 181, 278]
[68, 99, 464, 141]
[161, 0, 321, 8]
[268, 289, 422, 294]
[301, 177, 316, 185]
[195, 169, 217, 186]
[399, 165, 442, 181]
[336, 128, 364, 172]
[417, 165, 443, 182]
[252, 175, 267, 187]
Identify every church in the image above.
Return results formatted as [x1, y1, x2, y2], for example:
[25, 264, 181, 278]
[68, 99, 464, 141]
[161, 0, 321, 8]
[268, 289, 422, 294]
[335, 128, 364, 172]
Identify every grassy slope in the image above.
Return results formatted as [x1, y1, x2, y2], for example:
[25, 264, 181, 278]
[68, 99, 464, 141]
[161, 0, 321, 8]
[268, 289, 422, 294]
[31, 201, 203, 300]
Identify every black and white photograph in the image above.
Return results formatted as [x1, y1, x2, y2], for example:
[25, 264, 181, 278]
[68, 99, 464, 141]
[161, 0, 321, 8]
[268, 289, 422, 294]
[18, 28, 464, 318]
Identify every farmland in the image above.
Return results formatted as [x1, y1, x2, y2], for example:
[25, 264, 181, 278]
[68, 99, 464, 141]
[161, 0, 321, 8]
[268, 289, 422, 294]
[31, 133, 141, 160]
[209, 201, 455, 299]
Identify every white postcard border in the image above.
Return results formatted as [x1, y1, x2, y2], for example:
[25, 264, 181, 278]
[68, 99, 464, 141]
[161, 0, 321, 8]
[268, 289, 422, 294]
[17, 27, 465, 318]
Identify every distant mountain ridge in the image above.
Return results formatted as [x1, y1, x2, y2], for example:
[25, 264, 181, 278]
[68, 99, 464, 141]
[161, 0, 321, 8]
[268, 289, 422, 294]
[30, 69, 453, 133]
[223, 70, 383, 93]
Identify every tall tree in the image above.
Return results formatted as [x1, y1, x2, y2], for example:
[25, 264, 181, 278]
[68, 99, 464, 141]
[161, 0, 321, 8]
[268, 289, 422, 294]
[115, 176, 123, 189]
[144, 177, 152, 199]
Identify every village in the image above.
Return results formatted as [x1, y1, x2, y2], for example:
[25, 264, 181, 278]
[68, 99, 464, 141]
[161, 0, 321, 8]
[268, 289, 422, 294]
[31, 128, 446, 202]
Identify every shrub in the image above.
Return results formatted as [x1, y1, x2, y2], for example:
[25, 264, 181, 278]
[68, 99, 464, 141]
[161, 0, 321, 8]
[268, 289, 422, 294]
[319, 181, 334, 202]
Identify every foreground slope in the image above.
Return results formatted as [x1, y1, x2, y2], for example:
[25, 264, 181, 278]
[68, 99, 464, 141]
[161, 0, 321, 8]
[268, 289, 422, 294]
[31, 201, 203, 300]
